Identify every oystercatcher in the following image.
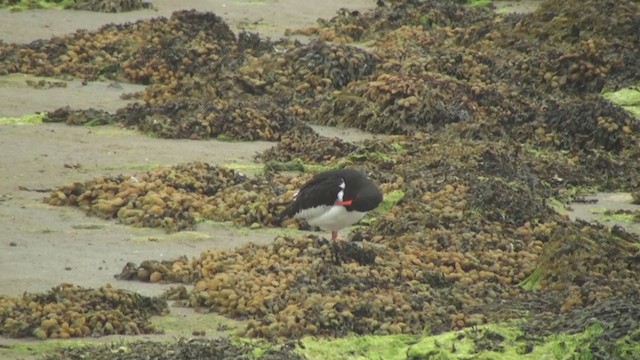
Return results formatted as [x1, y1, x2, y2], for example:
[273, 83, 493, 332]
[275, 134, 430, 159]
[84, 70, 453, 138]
[278, 168, 383, 240]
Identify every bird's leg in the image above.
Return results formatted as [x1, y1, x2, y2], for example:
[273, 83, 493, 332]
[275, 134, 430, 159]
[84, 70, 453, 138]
[331, 243, 341, 265]
[331, 231, 342, 265]
[331, 197, 351, 262]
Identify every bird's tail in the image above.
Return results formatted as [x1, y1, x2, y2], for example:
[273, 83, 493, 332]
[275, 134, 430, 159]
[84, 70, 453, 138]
[272, 202, 296, 225]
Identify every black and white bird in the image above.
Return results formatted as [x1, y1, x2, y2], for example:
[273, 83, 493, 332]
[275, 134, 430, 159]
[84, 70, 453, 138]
[278, 168, 383, 241]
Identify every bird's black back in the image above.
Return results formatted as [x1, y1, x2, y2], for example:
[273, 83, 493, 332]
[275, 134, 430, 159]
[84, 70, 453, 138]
[278, 168, 382, 220]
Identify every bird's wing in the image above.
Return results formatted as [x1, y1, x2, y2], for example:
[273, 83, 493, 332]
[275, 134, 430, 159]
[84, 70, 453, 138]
[277, 172, 344, 220]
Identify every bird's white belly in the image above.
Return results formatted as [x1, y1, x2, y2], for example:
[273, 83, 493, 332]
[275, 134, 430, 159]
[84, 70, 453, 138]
[296, 205, 366, 231]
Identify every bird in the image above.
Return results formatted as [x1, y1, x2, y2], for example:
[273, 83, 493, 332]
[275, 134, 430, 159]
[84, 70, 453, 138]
[277, 168, 383, 241]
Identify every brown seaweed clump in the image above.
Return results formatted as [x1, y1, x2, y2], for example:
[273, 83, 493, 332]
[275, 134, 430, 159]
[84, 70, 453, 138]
[115, 257, 198, 284]
[302, 0, 640, 173]
[44, 162, 248, 232]
[540, 95, 640, 153]
[44, 162, 336, 232]
[118, 204, 640, 341]
[303, 0, 640, 93]
[507, 0, 640, 91]
[258, 127, 359, 164]
[189, 235, 445, 338]
[309, 71, 477, 134]
[117, 177, 555, 339]
[116, 96, 312, 141]
[292, 1, 495, 43]
[44, 106, 116, 126]
[42, 98, 314, 142]
[0, 284, 167, 339]
[0, 11, 237, 82]
[0, 0, 152, 12]
[122, 235, 462, 338]
[520, 221, 640, 357]
[534, 222, 640, 313]
[115, 38, 378, 140]
[45, 337, 304, 360]
[0, 11, 378, 141]
[281, 40, 378, 93]
[66, 0, 153, 12]
[523, 296, 640, 359]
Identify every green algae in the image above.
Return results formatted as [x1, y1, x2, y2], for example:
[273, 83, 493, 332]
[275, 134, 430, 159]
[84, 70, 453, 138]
[0, 323, 615, 360]
[264, 159, 307, 172]
[129, 230, 213, 243]
[467, 0, 492, 7]
[557, 186, 599, 205]
[0, 113, 45, 125]
[247, 338, 282, 358]
[602, 87, 640, 106]
[374, 189, 405, 216]
[198, 220, 250, 235]
[149, 311, 243, 337]
[600, 212, 636, 223]
[227, 336, 294, 359]
[356, 190, 404, 226]
[297, 323, 611, 360]
[82, 127, 137, 136]
[602, 87, 640, 119]
[77, 163, 160, 174]
[531, 323, 605, 360]
[0, 0, 74, 11]
[198, 219, 306, 238]
[349, 150, 395, 163]
[71, 223, 106, 230]
[85, 118, 109, 127]
[0, 339, 89, 358]
[223, 162, 265, 174]
[519, 267, 542, 291]
[407, 324, 520, 359]
[232, 0, 275, 6]
[589, 207, 638, 223]
[216, 133, 248, 142]
[613, 327, 640, 358]
[263, 158, 350, 173]
[547, 198, 568, 215]
[390, 142, 406, 153]
[299, 333, 417, 360]
[264, 159, 309, 172]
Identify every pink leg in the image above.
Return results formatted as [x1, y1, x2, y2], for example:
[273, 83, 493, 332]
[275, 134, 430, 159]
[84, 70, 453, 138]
[331, 231, 338, 241]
